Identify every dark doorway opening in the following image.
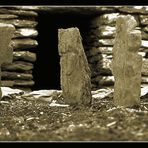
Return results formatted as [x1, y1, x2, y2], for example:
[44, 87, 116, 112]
[33, 12, 92, 90]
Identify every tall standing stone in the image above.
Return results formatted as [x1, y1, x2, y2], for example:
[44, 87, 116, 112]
[58, 27, 92, 106]
[0, 23, 15, 99]
[112, 15, 142, 107]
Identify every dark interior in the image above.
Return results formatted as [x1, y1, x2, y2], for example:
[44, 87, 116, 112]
[33, 12, 92, 90]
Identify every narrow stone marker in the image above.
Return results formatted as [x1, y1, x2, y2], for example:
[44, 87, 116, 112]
[58, 27, 92, 106]
[0, 23, 15, 99]
[112, 15, 142, 107]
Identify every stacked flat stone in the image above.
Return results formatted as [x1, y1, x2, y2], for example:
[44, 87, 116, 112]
[84, 13, 118, 90]
[0, 7, 38, 90]
[85, 7, 148, 90]
[0, 6, 147, 92]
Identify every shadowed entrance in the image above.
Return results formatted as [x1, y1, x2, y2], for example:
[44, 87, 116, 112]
[33, 12, 91, 90]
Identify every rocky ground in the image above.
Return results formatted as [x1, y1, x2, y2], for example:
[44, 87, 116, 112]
[0, 87, 148, 142]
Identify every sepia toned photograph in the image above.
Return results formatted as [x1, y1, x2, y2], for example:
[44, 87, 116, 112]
[0, 5, 147, 142]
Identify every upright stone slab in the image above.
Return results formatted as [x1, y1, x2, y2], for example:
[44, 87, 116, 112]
[58, 27, 92, 106]
[0, 23, 15, 99]
[112, 15, 142, 107]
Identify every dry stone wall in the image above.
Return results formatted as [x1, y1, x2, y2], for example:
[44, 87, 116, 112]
[0, 6, 148, 91]
[0, 7, 38, 90]
[84, 6, 148, 90]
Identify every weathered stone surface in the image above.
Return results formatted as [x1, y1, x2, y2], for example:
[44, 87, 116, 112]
[0, 23, 15, 99]
[142, 58, 148, 76]
[86, 47, 113, 56]
[1, 71, 33, 80]
[7, 9, 38, 17]
[88, 48, 147, 58]
[2, 61, 33, 72]
[139, 48, 148, 52]
[138, 52, 147, 57]
[1, 80, 34, 87]
[95, 7, 117, 13]
[1, 87, 24, 98]
[143, 26, 148, 32]
[93, 47, 113, 55]
[92, 75, 148, 86]
[21, 90, 62, 102]
[97, 57, 112, 73]
[0, 19, 38, 28]
[101, 54, 112, 59]
[95, 26, 116, 38]
[88, 54, 112, 68]
[11, 6, 115, 15]
[0, 8, 38, 17]
[142, 76, 148, 84]
[2, 80, 34, 87]
[118, 6, 148, 14]
[12, 39, 38, 49]
[1, 80, 14, 87]
[90, 57, 148, 76]
[92, 87, 113, 99]
[58, 27, 92, 106]
[10, 6, 116, 15]
[0, 14, 18, 19]
[0, 24, 15, 64]
[141, 40, 148, 48]
[140, 15, 148, 25]
[91, 13, 139, 27]
[88, 52, 147, 79]
[90, 13, 120, 27]
[13, 80, 34, 86]
[13, 28, 38, 38]
[141, 85, 148, 98]
[98, 68, 148, 77]
[98, 39, 114, 46]
[13, 51, 36, 62]
[5, 6, 41, 11]
[112, 15, 142, 107]
[141, 30, 148, 40]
